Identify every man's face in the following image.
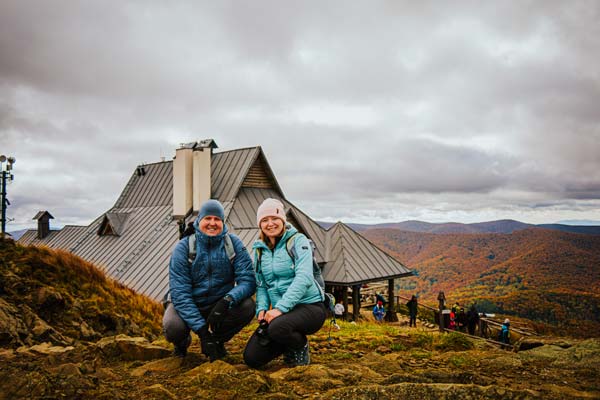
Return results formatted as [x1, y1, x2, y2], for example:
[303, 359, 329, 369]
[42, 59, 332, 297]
[200, 216, 224, 236]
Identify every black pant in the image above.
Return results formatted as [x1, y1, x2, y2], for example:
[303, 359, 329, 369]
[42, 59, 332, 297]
[163, 297, 255, 349]
[409, 315, 417, 326]
[243, 302, 326, 368]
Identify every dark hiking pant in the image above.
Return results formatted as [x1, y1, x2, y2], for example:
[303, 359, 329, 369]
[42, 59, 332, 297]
[409, 315, 417, 327]
[163, 297, 255, 350]
[243, 302, 326, 369]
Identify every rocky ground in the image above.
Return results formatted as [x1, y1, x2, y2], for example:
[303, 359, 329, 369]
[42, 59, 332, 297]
[2, 240, 599, 399]
[1, 321, 599, 399]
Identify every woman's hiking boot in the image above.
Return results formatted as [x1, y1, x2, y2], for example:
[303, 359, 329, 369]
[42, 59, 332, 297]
[283, 342, 310, 366]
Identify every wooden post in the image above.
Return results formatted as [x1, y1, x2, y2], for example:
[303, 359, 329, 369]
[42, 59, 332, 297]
[437, 291, 446, 333]
[342, 285, 349, 321]
[352, 284, 361, 321]
[384, 279, 398, 322]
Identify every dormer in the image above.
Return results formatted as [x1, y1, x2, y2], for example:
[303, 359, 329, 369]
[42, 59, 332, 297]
[98, 212, 130, 236]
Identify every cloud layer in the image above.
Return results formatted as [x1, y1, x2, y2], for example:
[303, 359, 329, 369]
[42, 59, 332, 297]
[1, 1, 600, 229]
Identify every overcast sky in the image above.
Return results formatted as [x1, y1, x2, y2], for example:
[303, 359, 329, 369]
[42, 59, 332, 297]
[2, 1, 600, 231]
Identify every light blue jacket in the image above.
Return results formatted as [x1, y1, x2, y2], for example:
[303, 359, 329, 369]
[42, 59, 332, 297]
[254, 224, 323, 315]
[169, 217, 256, 332]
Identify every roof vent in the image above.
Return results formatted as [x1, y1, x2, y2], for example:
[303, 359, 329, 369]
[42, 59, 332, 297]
[32, 211, 54, 239]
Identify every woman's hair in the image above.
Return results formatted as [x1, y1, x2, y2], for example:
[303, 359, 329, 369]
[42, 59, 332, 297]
[259, 225, 287, 249]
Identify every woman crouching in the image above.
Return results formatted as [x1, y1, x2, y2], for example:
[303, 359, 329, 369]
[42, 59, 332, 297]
[243, 198, 326, 368]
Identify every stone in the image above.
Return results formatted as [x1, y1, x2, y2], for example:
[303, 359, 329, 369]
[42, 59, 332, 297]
[95, 334, 171, 361]
[130, 357, 184, 377]
[28, 342, 75, 355]
[141, 384, 177, 400]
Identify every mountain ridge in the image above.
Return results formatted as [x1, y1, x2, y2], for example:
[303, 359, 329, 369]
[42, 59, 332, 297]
[319, 219, 600, 235]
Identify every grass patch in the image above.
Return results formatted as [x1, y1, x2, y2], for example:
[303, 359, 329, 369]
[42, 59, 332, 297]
[435, 332, 474, 351]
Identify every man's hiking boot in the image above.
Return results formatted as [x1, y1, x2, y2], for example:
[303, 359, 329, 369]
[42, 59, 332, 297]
[216, 341, 228, 359]
[173, 334, 191, 358]
[283, 342, 310, 366]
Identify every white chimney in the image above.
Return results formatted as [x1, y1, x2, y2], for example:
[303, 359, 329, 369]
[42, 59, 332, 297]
[172, 143, 194, 218]
[192, 139, 217, 212]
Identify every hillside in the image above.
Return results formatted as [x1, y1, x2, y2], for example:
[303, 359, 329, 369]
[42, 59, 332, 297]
[364, 228, 600, 337]
[0, 238, 162, 348]
[1, 239, 600, 399]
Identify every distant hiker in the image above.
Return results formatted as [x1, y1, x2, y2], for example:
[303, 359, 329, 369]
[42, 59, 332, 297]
[163, 200, 256, 361]
[334, 300, 345, 321]
[406, 295, 418, 327]
[457, 307, 467, 332]
[499, 318, 511, 345]
[244, 199, 326, 368]
[449, 308, 457, 330]
[466, 305, 480, 335]
[376, 292, 387, 306]
[373, 301, 385, 322]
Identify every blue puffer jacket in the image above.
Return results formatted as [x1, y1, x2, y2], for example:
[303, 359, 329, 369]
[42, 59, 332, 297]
[169, 217, 256, 332]
[254, 224, 323, 315]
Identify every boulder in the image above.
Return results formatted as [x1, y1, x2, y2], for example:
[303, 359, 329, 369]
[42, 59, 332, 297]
[130, 357, 184, 377]
[141, 384, 177, 400]
[95, 335, 171, 361]
[23, 342, 75, 355]
[0, 297, 27, 347]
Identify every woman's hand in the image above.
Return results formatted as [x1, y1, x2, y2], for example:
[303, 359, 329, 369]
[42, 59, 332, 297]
[264, 309, 283, 323]
[257, 310, 266, 321]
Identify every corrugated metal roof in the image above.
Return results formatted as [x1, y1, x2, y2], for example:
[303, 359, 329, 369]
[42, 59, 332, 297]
[114, 161, 172, 208]
[212, 147, 284, 204]
[211, 147, 259, 203]
[322, 222, 412, 285]
[18, 225, 87, 249]
[17, 144, 412, 299]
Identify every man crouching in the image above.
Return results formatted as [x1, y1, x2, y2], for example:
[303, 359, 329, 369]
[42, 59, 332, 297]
[163, 199, 256, 361]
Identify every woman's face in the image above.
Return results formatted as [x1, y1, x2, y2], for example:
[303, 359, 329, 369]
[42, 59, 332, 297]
[260, 216, 285, 239]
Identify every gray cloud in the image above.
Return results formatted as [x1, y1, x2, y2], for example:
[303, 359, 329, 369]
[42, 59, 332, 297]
[1, 1, 600, 230]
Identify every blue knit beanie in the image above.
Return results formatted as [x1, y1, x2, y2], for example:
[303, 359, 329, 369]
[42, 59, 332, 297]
[198, 199, 225, 221]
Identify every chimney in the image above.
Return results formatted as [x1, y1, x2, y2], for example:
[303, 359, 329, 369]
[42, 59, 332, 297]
[172, 139, 218, 218]
[32, 211, 54, 239]
[172, 143, 194, 218]
[193, 139, 217, 212]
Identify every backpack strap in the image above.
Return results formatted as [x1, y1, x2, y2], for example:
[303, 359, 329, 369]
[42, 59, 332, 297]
[285, 233, 300, 266]
[223, 234, 236, 262]
[188, 234, 196, 264]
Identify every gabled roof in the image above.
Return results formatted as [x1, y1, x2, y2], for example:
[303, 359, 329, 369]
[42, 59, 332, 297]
[212, 147, 284, 205]
[323, 222, 412, 285]
[18, 144, 411, 300]
[33, 211, 54, 220]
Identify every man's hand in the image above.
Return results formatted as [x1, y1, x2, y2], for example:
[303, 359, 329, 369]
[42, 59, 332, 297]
[196, 326, 220, 362]
[207, 296, 232, 333]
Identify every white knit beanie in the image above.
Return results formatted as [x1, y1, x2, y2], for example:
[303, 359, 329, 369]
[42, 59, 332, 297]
[256, 198, 286, 227]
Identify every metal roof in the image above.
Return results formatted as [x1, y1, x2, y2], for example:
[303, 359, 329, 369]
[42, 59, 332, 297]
[322, 222, 412, 285]
[17, 144, 411, 300]
[114, 161, 173, 208]
[18, 225, 87, 249]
